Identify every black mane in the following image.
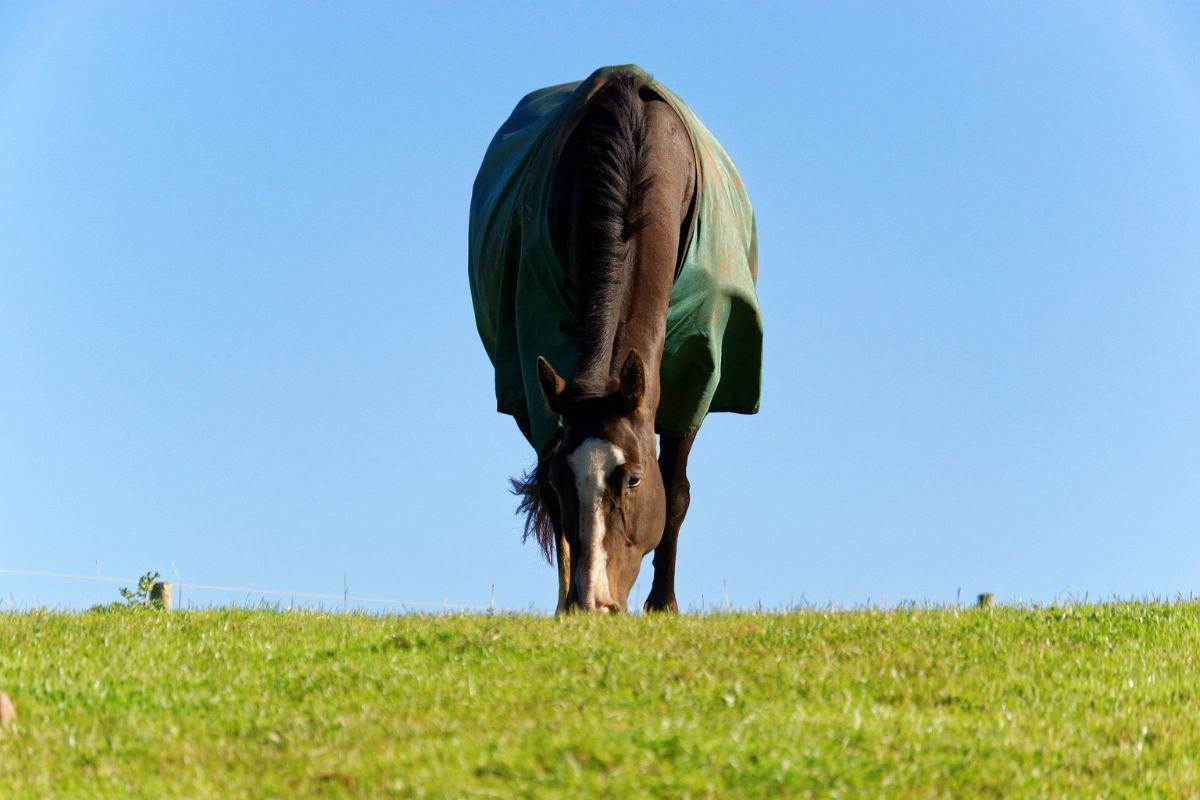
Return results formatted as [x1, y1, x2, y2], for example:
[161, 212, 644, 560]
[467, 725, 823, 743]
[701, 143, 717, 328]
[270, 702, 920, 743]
[568, 73, 654, 396]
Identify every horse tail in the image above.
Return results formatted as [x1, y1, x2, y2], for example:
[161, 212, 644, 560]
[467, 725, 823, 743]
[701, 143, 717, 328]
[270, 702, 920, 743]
[510, 446, 557, 564]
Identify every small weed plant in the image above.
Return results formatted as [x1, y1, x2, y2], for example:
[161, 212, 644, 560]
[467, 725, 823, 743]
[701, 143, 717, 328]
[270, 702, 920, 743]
[90, 570, 165, 613]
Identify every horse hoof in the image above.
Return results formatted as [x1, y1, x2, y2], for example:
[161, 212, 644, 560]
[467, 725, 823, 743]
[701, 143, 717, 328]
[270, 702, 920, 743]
[643, 595, 678, 613]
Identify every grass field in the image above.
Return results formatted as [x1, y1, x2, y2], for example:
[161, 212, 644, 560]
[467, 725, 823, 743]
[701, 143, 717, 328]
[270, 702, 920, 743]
[1, 602, 1198, 798]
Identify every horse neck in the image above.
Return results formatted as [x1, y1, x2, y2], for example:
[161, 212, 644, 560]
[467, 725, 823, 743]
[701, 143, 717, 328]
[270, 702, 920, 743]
[566, 90, 695, 421]
[607, 223, 676, 415]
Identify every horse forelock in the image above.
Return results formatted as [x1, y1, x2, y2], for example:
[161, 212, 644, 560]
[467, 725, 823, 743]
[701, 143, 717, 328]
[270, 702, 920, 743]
[510, 439, 560, 564]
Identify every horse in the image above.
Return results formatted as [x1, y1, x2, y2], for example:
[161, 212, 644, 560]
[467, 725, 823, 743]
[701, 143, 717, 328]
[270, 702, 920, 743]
[469, 65, 761, 613]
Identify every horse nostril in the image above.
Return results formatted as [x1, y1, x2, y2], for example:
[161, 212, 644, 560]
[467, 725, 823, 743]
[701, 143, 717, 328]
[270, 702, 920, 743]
[582, 595, 621, 614]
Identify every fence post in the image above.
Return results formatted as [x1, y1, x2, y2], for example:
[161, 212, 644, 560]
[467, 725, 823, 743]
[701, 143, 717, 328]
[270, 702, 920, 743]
[151, 581, 173, 611]
[977, 592, 994, 609]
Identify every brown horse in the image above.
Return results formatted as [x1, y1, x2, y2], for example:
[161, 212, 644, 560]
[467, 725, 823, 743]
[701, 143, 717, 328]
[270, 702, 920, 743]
[469, 66, 760, 613]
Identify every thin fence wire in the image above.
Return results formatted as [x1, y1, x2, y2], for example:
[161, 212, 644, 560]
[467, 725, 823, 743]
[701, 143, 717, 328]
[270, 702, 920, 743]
[0, 567, 491, 612]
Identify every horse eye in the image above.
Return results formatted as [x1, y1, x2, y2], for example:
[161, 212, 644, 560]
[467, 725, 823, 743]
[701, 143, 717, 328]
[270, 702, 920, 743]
[626, 474, 642, 490]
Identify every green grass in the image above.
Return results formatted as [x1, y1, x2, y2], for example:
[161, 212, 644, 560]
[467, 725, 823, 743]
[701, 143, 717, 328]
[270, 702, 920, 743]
[1, 603, 1199, 798]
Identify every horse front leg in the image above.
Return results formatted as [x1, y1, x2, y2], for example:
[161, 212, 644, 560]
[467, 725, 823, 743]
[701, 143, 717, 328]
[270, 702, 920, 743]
[534, 454, 574, 615]
[555, 527, 572, 614]
[522, 418, 574, 615]
[644, 430, 696, 613]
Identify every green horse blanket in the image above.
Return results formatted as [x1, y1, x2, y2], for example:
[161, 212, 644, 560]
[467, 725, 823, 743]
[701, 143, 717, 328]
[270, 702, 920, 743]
[469, 65, 762, 457]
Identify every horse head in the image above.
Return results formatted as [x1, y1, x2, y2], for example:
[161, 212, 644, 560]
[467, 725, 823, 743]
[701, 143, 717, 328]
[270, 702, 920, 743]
[536, 349, 666, 612]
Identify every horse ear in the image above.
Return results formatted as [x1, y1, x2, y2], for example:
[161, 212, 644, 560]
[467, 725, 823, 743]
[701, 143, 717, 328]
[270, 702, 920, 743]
[537, 356, 568, 414]
[619, 349, 646, 413]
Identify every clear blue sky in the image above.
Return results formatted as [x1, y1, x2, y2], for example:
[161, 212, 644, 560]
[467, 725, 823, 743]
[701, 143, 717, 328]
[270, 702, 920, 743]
[2, 1, 1197, 612]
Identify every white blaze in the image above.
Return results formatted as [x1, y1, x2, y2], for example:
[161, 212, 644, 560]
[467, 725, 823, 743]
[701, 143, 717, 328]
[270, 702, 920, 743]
[567, 437, 626, 610]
